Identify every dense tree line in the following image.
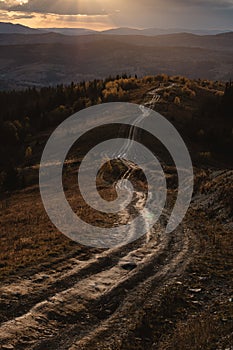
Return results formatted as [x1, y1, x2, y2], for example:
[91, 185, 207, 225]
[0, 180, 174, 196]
[0, 75, 232, 190]
[0, 76, 138, 156]
[0, 75, 139, 189]
[221, 81, 233, 119]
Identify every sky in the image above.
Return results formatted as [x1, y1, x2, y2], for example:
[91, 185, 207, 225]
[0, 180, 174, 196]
[0, 0, 233, 30]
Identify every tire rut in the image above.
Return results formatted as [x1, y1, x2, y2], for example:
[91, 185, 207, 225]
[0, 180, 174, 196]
[0, 220, 165, 325]
[0, 222, 170, 349]
[1, 224, 189, 350]
[67, 226, 193, 350]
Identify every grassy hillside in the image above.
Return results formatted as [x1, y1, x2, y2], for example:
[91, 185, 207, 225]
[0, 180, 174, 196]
[0, 74, 232, 350]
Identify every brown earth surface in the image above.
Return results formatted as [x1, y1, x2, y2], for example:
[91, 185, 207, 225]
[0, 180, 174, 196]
[0, 83, 232, 349]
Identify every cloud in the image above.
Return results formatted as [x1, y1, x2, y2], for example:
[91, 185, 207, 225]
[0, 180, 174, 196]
[0, 0, 233, 29]
[6, 0, 107, 15]
[1, 0, 233, 16]
[171, 0, 233, 8]
[53, 14, 108, 23]
[10, 13, 35, 19]
[0, 0, 18, 10]
[109, 0, 233, 8]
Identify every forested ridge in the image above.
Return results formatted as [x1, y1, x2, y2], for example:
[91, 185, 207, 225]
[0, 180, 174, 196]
[0, 74, 232, 190]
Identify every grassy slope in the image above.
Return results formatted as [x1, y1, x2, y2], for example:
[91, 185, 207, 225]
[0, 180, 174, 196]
[0, 75, 232, 349]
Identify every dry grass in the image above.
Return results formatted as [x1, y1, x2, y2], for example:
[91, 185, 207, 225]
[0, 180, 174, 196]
[157, 203, 233, 350]
[159, 309, 232, 350]
[0, 184, 99, 280]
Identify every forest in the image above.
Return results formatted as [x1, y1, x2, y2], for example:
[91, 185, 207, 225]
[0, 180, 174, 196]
[0, 74, 232, 191]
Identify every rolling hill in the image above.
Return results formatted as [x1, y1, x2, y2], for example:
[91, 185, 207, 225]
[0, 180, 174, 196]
[0, 32, 233, 89]
[0, 22, 232, 89]
[101, 27, 232, 36]
[0, 22, 41, 34]
[0, 22, 231, 37]
[0, 74, 232, 349]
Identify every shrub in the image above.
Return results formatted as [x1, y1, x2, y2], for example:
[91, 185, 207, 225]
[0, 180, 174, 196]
[174, 96, 181, 105]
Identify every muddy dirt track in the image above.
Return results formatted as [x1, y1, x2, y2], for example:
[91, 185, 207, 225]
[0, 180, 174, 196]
[1, 167, 232, 350]
[0, 207, 196, 349]
[0, 168, 232, 350]
[0, 84, 232, 349]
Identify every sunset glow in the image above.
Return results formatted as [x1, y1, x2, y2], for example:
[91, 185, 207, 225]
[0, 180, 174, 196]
[0, 12, 114, 30]
[0, 0, 233, 30]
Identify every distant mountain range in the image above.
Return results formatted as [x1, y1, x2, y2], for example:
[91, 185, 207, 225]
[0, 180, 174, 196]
[0, 22, 41, 34]
[101, 27, 232, 36]
[0, 22, 233, 89]
[1, 30, 233, 51]
[40, 28, 97, 36]
[0, 22, 232, 36]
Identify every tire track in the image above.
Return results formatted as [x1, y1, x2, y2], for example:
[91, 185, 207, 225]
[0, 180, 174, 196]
[0, 219, 170, 349]
[67, 226, 194, 350]
[33, 224, 193, 350]
[0, 217, 165, 324]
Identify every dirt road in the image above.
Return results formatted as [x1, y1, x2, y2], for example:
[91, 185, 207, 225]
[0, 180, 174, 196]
[0, 88, 232, 349]
[0, 206, 196, 349]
